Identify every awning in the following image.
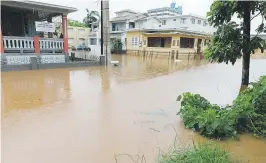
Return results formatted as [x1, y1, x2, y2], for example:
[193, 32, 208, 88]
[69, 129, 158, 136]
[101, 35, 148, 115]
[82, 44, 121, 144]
[1, 0, 77, 15]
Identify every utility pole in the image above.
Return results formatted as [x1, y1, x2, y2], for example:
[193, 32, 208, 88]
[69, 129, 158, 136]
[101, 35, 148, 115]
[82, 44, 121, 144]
[101, 0, 111, 65]
[100, 0, 104, 62]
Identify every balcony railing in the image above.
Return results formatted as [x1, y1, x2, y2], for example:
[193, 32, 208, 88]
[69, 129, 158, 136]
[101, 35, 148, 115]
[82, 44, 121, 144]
[3, 36, 34, 50]
[39, 38, 64, 50]
[2, 36, 64, 54]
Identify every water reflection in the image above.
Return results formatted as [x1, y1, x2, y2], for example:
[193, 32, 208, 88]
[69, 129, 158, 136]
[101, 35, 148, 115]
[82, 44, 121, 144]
[1, 55, 266, 163]
[1, 70, 71, 115]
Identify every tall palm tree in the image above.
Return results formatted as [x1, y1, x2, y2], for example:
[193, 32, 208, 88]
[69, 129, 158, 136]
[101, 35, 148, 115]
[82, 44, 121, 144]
[83, 9, 100, 28]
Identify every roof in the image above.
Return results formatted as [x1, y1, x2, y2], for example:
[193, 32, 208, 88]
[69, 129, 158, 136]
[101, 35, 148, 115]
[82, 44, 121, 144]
[1, 0, 77, 14]
[148, 7, 181, 14]
[115, 9, 137, 14]
[110, 13, 148, 22]
[162, 14, 207, 20]
[127, 28, 212, 37]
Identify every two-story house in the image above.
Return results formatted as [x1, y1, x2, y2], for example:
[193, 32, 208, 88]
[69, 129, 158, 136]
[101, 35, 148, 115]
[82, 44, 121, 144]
[110, 10, 161, 51]
[159, 14, 216, 34]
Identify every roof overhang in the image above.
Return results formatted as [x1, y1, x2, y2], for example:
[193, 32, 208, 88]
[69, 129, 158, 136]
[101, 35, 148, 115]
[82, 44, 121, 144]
[128, 28, 212, 37]
[1, 0, 77, 15]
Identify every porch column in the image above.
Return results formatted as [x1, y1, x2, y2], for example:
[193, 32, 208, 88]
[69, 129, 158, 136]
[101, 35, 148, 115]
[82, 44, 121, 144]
[62, 14, 68, 54]
[0, 24, 4, 54]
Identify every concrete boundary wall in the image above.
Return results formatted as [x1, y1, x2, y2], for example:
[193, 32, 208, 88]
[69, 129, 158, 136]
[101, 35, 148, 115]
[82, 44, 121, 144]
[1, 61, 103, 72]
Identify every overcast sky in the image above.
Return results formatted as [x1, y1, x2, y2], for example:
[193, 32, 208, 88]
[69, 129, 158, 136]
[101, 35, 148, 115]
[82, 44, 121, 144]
[37, 0, 261, 33]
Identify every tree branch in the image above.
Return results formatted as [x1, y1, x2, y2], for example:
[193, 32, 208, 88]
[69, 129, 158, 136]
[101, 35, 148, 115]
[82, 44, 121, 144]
[251, 15, 264, 43]
[251, 11, 261, 21]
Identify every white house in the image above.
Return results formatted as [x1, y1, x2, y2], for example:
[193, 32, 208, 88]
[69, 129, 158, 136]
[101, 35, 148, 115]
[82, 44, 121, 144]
[109, 9, 161, 51]
[147, 2, 182, 18]
[159, 14, 216, 34]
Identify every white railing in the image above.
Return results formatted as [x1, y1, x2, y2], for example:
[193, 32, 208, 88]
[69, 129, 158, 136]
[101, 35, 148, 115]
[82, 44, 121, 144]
[3, 36, 34, 49]
[39, 38, 64, 50]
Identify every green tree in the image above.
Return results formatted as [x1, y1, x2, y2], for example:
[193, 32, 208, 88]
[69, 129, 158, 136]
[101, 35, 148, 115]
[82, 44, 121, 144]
[112, 38, 123, 51]
[68, 19, 87, 27]
[205, 0, 266, 87]
[83, 9, 100, 28]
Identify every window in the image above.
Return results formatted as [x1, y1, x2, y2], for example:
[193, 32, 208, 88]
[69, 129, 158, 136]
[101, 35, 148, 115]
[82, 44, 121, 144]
[90, 38, 97, 45]
[162, 20, 167, 25]
[147, 37, 172, 48]
[131, 37, 138, 46]
[68, 38, 73, 45]
[68, 28, 73, 33]
[79, 38, 85, 45]
[172, 40, 176, 46]
[191, 18, 195, 24]
[173, 19, 176, 21]
[203, 21, 207, 26]
[204, 40, 210, 46]
[180, 37, 195, 48]
[180, 18, 186, 24]
[198, 20, 201, 24]
[129, 22, 135, 29]
[176, 40, 180, 46]
[78, 29, 85, 32]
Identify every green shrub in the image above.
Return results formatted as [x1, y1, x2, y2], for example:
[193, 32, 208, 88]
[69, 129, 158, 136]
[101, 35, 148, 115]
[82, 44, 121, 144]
[160, 142, 235, 163]
[177, 93, 237, 138]
[177, 76, 266, 138]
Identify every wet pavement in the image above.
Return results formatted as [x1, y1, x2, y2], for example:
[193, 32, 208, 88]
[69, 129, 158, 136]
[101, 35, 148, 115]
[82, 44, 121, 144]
[2, 55, 266, 163]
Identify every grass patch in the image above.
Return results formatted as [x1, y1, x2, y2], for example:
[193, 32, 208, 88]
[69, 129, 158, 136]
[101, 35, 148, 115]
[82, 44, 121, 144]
[160, 142, 238, 163]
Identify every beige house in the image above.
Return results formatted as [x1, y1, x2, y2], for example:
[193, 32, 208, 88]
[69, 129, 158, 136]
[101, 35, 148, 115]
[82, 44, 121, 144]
[67, 26, 90, 47]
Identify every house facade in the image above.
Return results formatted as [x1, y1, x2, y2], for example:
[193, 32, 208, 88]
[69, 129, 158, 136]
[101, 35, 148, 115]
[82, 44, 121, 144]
[68, 26, 90, 47]
[1, 0, 77, 65]
[126, 29, 211, 56]
[147, 2, 182, 18]
[159, 14, 216, 34]
[109, 10, 161, 51]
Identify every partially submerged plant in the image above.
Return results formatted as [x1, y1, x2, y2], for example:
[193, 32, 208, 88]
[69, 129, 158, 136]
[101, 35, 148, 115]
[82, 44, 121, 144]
[177, 76, 266, 139]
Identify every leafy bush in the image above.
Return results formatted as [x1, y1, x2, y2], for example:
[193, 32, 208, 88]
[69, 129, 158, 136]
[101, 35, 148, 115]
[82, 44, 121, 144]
[177, 76, 266, 138]
[160, 142, 236, 163]
[177, 93, 237, 138]
[112, 38, 123, 51]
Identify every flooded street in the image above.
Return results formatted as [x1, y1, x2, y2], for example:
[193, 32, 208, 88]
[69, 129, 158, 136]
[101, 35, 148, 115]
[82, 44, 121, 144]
[2, 55, 266, 163]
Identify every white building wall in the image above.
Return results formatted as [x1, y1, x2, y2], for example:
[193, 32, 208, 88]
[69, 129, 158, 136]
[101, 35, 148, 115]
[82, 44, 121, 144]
[135, 18, 161, 29]
[160, 16, 216, 34]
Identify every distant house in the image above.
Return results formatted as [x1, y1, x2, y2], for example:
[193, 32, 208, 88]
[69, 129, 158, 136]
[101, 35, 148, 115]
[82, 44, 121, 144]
[126, 28, 211, 55]
[67, 26, 90, 48]
[251, 34, 266, 54]
[110, 10, 161, 51]
[251, 34, 266, 40]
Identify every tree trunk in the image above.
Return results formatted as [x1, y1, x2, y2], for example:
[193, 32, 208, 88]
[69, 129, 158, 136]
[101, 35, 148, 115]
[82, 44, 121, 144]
[241, 1, 251, 87]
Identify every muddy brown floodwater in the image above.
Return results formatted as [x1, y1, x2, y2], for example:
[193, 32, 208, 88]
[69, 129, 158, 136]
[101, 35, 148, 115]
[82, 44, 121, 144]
[2, 55, 266, 163]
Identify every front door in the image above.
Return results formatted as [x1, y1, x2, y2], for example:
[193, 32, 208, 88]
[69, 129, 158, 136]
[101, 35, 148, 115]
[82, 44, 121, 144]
[197, 39, 202, 54]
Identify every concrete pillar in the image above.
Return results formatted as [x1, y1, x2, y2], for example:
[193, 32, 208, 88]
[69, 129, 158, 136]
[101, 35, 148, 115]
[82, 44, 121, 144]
[102, 0, 111, 65]
[0, 24, 4, 54]
[33, 36, 40, 54]
[62, 14, 69, 55]
[30, 57, 38, 70]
